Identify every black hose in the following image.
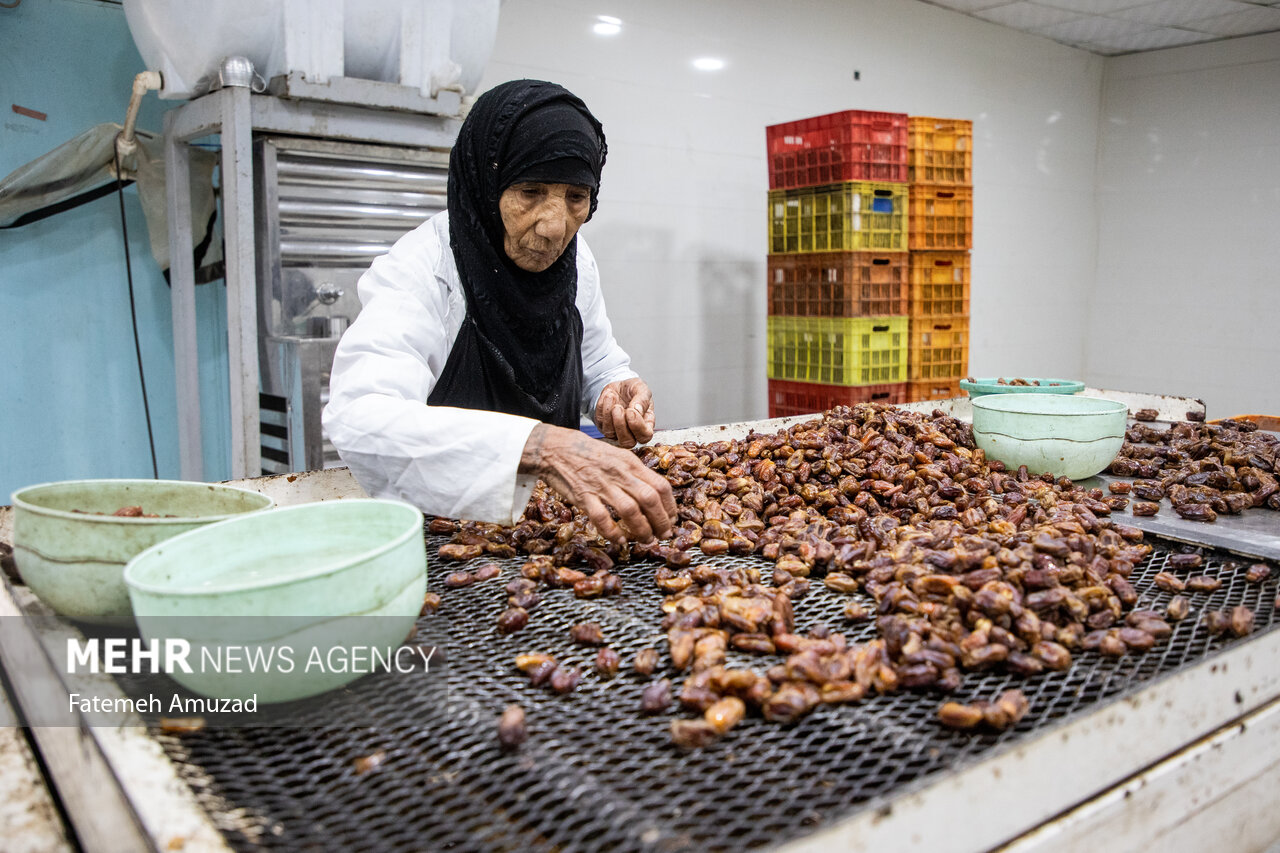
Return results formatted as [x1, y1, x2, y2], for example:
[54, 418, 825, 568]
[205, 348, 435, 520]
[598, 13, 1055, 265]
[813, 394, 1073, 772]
[113, 148, 160, 479]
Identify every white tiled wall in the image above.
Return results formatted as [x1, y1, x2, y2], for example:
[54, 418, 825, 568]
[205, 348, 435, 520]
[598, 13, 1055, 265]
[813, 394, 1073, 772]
[480, 0, 1105, 428]
[1090, 31, 1280, 418]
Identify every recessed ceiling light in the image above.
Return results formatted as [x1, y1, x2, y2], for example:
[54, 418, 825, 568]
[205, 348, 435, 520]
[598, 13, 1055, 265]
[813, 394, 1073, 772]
[593, 15, 622, 36]
[692, 57, 725, 71]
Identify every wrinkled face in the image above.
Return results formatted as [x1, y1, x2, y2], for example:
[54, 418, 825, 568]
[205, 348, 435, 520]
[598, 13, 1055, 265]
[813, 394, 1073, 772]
[498, 182, 592, 272]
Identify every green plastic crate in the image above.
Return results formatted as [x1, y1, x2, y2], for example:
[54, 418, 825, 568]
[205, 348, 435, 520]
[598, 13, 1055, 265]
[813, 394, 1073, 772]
[768, 181, 909, 254]
[767, 316, 908, 386]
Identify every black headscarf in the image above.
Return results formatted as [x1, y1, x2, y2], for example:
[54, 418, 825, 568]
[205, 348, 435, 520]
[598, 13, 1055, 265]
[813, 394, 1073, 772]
[427, 79, 608, 428]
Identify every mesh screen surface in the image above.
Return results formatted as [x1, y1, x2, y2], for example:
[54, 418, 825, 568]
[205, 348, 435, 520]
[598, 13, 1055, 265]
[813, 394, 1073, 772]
[141, 532, 1277, 852]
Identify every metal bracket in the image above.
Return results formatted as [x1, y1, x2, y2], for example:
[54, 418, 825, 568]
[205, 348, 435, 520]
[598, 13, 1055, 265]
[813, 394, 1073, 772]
[266, 72, 463, 117]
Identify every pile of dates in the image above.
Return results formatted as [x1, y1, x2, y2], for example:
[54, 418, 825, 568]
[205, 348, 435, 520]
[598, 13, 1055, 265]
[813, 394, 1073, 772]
[435, 405, 1266, 749]
[1108, 419, 1279, 523]
[429, 511, 627, 635]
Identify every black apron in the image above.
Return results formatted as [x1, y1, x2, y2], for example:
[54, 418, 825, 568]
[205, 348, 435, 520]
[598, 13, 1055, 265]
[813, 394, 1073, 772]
[427, 310, 584, 429]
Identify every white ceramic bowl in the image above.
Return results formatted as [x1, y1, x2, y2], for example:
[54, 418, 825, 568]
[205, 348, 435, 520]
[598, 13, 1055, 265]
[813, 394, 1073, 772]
[11, 479, 274, 626]
[971, 394, 1128, 480]
[124, 499, 427, 704]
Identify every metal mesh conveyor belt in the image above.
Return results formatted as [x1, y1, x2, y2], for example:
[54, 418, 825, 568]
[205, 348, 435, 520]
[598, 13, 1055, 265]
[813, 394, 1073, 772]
[134, 531, 1278, 853]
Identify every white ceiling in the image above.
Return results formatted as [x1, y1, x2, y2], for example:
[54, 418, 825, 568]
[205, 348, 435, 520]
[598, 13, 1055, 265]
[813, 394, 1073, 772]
[915, 0, 1280, 54]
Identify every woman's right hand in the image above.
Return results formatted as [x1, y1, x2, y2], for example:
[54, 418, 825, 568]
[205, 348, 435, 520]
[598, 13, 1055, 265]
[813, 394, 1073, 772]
[519, 424, 676, 546]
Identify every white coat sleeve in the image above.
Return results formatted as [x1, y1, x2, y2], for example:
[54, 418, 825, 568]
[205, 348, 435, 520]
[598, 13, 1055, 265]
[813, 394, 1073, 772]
[321, 219, 541, 525]
[575, 235, 638, 418]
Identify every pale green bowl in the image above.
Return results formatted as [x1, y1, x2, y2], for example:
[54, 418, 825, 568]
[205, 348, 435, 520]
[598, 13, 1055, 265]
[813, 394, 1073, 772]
[11, 480, 275, 626]
[960, 377, 1085, 398]
[123, 499, 426, 704]
[971, 394, 1128, 480]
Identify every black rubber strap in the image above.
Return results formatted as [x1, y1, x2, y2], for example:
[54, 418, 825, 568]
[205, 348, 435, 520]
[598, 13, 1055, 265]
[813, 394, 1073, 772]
[0, 180, 133, 229]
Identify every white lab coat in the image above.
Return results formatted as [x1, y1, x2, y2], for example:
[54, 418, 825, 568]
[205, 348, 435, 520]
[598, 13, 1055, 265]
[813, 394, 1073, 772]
[322, 212, 636, 525]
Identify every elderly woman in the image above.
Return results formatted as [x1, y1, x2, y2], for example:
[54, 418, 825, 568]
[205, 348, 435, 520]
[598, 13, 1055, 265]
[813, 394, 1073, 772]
[323, 79, 675, 545]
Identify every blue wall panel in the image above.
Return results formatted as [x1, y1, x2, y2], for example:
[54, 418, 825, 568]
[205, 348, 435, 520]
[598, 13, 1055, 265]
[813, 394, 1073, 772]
[0, 0, 232, 498]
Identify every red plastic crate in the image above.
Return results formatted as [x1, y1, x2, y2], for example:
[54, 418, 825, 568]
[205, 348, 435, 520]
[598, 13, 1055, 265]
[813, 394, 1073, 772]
[907, 379, 961, 403]
[908, 184, 973, 251]
[768, 252, 908, 317]
[767, 110, 908, 190]
[768, 379, 907, 418]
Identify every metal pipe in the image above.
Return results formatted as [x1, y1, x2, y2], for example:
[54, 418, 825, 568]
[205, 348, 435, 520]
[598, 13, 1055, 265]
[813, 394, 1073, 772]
[114, 70, 163, 168]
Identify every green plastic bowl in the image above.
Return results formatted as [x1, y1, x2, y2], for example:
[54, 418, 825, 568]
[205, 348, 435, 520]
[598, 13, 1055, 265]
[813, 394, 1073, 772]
[11, 480, 275, 626]
[124, 499, 427, 704]
[960, 377, 1085, 399]
[971, 394, 1128, 480]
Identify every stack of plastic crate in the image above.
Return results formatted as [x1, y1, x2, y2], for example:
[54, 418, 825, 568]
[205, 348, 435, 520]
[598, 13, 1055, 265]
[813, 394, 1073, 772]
[906, 117, 972, 403]
[764, 110, 911, 418]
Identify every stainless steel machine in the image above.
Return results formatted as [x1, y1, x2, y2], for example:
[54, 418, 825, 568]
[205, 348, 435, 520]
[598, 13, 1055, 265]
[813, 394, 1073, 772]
[122, 0, 498, 481]
[253, 137, 448, 473]
[163, 88, 461, 483]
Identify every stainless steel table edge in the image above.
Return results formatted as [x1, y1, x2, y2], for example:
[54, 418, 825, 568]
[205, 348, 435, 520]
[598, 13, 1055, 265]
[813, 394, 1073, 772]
[0, 683, 74, 853]
[0, 577, 233, 853]
[998, 693, 1280, 852]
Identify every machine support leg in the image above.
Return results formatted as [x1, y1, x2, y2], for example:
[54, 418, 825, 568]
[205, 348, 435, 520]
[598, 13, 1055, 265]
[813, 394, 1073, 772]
[220, 87, 262, 479]
[164, 108, 204, 481]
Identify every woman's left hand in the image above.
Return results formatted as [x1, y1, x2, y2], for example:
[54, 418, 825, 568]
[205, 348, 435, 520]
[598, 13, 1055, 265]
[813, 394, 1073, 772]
[595, 378, 656, 448]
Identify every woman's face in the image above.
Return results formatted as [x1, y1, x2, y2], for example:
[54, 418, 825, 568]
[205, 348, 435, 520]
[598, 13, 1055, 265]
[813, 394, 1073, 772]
[498, 182, 592, 272]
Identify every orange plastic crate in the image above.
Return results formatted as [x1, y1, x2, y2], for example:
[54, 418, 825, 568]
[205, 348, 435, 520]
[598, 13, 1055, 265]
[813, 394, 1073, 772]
[767, 110, 908, 190]
[907, 117, 973, 185]
[768, 252, 908, 317]
[908, 184, 972, 251]
[907, 379, 962, 403]
[908, 315, 969, 381]
[909, 251, 970, 318]
[768, 379, 907, 418]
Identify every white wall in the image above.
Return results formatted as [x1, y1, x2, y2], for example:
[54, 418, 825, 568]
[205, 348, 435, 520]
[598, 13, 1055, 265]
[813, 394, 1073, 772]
[480, 0, 1104, 428]
[1090, 32, 1280, 419]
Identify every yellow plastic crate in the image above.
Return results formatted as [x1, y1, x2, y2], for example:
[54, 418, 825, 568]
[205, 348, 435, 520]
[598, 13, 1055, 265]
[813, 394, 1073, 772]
[907, 116, 973, 185]
[767, 316, 908, 386]
[908, 184, 972, 251]
[908, 315, 969, 381]
[769, 181, 908, 254]
[909, 251, 970, 318]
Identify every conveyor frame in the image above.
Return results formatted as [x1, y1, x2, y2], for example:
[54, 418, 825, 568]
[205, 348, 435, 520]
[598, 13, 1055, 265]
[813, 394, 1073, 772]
[2, 394, 1278, 852]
